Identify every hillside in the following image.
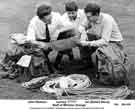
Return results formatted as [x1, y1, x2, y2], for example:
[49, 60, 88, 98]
[0, 0, 135, 99]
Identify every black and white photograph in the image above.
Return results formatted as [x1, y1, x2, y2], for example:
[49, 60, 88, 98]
[0, 0, 135, 109]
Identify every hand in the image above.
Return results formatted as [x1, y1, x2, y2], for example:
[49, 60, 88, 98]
[80, 41, 90, 46]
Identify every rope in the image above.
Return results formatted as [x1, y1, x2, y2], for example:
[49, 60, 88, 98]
[41, 74, 91, 97]
[58, 86, 133, 100]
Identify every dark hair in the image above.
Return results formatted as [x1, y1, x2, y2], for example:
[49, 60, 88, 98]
[65, 0, 78, 11]
[36, 3, 52, 19]
[84, 3, 100, 16]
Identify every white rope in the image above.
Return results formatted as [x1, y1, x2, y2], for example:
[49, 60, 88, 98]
[58, 86, 134, 100]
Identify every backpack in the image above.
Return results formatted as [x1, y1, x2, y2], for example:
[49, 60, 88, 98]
[96, 43, 129, 86]
[16, 43, 51, 83]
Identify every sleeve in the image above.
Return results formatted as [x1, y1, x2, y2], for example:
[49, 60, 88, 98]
[53, 13, 76, 39]
[51, 13, 65, 40]
[79, 9, 87, 25]
[26, 20, 36, 41]
[79, 26, 88, 41]
[90, 17, 113, 47]
[61, 13, 73, 27]
[56, 13, 66, 29]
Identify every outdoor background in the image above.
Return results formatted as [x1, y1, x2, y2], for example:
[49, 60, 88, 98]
[0, 0, 135, 99]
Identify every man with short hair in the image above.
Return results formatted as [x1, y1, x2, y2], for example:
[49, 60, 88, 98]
[27, 2, 64, 44]
[26, 2, 66, 73]
[80, 2, 123, 60]
[62, 0, 86, 29]
[78, 3, 128, 84]
[81, 3, 123, 45]
[53, 0, 86, 70]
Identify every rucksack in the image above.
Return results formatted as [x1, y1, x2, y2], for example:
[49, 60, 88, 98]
[16, 43, 51, 83]
[96, 43, 129, 86]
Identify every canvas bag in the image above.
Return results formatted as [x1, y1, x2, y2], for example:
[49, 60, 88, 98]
[16, 43, 51, 83]
[96, 43, 129, 86]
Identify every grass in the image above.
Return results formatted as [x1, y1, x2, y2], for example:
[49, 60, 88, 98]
[0, 0, 135, 99]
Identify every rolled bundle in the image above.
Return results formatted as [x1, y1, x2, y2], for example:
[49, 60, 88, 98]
[41, 74, 91, 96]
[58, 86, 133, 100]
[66, 74, 91, 89]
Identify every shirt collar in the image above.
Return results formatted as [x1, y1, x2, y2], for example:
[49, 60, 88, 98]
[76, 11, 81, 19]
